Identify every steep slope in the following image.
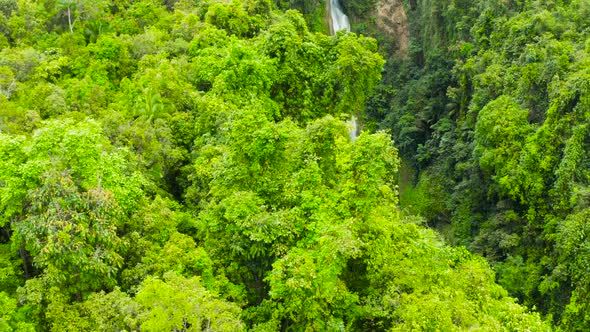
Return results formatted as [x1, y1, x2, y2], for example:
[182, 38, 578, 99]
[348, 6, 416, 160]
[0, 0, 551, 330]
[375, 0, 410, 55]
[363, 0, 590, 329]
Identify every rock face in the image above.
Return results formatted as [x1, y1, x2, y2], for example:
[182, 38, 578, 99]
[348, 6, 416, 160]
[376, 0, 410, 55]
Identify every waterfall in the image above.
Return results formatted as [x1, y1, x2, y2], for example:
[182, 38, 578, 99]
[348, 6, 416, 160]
[329, 0, 356, 140]
[330, 0, 350, 33]
[349, 115, 358, 142]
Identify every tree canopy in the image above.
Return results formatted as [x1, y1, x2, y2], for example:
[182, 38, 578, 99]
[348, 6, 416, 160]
[0, 0, 554, 331]
[366, 0, 590, 330]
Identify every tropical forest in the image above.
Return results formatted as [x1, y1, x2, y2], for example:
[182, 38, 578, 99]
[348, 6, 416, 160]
[0, 0, 589, 330]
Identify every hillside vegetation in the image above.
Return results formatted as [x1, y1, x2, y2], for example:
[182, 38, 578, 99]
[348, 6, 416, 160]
[358, 0, 590, 330]
[0, 0, 561, 331]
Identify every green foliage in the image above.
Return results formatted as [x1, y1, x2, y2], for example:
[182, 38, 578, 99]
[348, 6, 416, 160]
[45, 288, 140, 331]
[0, 292, 35, 332]
[334, 34, 385, 115]
[474, 95, 532, 199]
[136, 272, 244, 331]
[557, 209, 590, 329]
[0, 0, 550, 330]
[274, 0, 328, 32]
[341, 0, 377, 19]
[205, 0, 265, 38]
[371, 0, 590, 328]
[1, 120, 143, 297]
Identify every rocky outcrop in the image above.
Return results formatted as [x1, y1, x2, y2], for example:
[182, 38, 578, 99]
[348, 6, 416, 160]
[375, 0, 410, 55]
[325, 0, 334, 35]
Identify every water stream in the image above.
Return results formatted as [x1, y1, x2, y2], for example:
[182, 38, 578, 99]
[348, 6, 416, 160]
[330, 0, 351, 33]
[329, 0, 357, 141]
[349, 115, 358, 141]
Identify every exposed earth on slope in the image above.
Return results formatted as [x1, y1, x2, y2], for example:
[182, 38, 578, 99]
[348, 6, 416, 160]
[376, 0, 410, 55]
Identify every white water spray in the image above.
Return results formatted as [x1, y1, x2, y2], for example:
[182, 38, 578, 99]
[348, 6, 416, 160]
[349, 115, 358, 141]
[330, 0, 350, 33]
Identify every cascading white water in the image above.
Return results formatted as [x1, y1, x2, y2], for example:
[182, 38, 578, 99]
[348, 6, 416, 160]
[329, 0, 357, 140]
[330, 0, 350, 33]
[349, 115, 358, 141]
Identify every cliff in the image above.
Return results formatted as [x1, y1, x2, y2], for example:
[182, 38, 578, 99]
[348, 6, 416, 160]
[375, 0, 410, 55]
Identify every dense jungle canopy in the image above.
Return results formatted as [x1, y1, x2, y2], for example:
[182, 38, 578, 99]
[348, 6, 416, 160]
[0, 0, 588, 331]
